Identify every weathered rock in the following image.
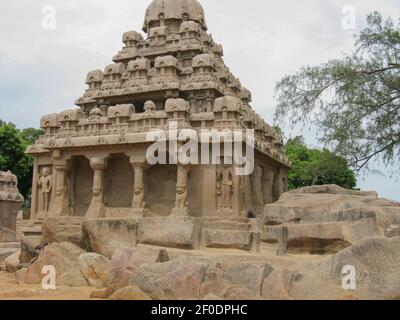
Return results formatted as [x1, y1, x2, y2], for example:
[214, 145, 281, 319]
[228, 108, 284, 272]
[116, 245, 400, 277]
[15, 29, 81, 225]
[79, 253, 111, 288]
[264, 185, 384, 226]
[223, 262, 273, 296]
[138, 217, 201, 250]
[0, 246, 19, 270]
[0, 227, 17, 242]
[200, 265, 232, 298]
[5, 250, 20, 273]
[130, 271, 171, 300]
[325, 237, 400, 297]
[152, 262, 208, 300]
[24, 242, 88, 287]
[156, 249, 170, 263]
[42, 217, 83, 246]
[262, 269, 301, 300]
[262, 185, 398, 255]
[108, 285, 151, 300]
[103, 247, 159, 298]
[15, 267, 28, 284]
[19, 236, 41, 263]
[82, 218, 139, 258]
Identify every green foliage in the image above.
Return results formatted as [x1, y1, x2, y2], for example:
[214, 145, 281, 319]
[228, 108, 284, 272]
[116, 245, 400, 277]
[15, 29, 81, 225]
[0, 120, 43, 204]
[275, 12, 400, 172]
[285, 136, 357, 190]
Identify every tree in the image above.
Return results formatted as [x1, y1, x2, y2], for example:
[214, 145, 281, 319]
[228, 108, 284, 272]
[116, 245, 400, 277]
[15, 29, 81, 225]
[0, 120, 43, 204]
[275, 12, 400, 172]
[285, 136, 357, 190]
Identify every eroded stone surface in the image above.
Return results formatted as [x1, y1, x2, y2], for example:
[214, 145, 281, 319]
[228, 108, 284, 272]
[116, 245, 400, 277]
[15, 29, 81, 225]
[263, 185, 399, 254]
[23, 242, 88, 287]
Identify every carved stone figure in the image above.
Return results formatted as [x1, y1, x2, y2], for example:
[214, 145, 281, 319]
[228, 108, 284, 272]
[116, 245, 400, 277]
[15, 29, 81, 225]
[171, 165, 188, 215]
[144, 100, 156, 113]
[38, 167, 52, 214]
[218, 166, 233, 209]
[175, 186, 188, 210]
[133, 186, 145, 210]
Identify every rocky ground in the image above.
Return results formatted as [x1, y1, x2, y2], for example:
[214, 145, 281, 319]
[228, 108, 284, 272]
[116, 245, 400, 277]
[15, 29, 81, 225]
[0, 185, 399, 300]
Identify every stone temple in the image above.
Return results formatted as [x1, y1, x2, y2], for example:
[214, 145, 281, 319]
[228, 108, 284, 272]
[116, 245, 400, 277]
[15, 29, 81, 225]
[22, 0, 290, 257]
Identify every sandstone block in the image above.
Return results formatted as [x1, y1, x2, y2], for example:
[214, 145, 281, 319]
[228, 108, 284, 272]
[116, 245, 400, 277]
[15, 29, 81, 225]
[79, 252, 111, 288]
[82, 218, 139, 258]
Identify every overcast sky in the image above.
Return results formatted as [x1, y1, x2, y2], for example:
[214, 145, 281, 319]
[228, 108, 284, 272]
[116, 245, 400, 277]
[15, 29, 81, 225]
[0, 0, 399, 200]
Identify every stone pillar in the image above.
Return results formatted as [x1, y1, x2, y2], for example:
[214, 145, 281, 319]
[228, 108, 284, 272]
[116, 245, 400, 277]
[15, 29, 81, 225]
[262, 169, 274, 204]
[47, 162, 69, 218]
[86, 157, 107, 219]
[171, 164, 189, 216]
[130, 160, 146, 218]
[30, 157, 39, 222]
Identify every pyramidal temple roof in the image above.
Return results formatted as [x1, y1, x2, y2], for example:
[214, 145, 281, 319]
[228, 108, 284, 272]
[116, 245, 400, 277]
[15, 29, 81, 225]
[28, 0, 290, 168]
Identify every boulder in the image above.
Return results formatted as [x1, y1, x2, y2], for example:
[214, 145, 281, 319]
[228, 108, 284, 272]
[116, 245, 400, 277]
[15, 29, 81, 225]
[4, 250, 20, 273]
[82, 218, 139, 258]
[262, 269, 301, 300]
[222, 262, 273, 296]
[200, 265, 232, 298]
[23, 242, 88, 287]
[325, 237, 400, 297]
[103, 247, 161, 298]
[42, 217, 83, 246]
[79, 253, 111, 288]
[264, 185, 387, 226]
[20, 236, 42, 263]
[138, 217, 201, 250]
[262, 185, 399, 255]
[130, 271, 172, 300]
[152, 261, 208, 300]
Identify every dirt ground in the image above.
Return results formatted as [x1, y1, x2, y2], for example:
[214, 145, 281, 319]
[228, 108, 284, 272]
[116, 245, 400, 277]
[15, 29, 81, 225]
[0, 271, 95, 300]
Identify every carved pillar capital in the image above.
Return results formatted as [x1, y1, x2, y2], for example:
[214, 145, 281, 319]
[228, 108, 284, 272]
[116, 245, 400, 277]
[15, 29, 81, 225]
[89, 157, 108, 171]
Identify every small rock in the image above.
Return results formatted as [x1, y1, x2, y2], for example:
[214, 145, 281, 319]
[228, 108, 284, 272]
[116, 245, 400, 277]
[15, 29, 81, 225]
[5, 250, 20, 273]
[79, 253, 111, 288]
[108, 285, 151, 300]
[23, 242, 88, 287]
[156, 249, 170, 263]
